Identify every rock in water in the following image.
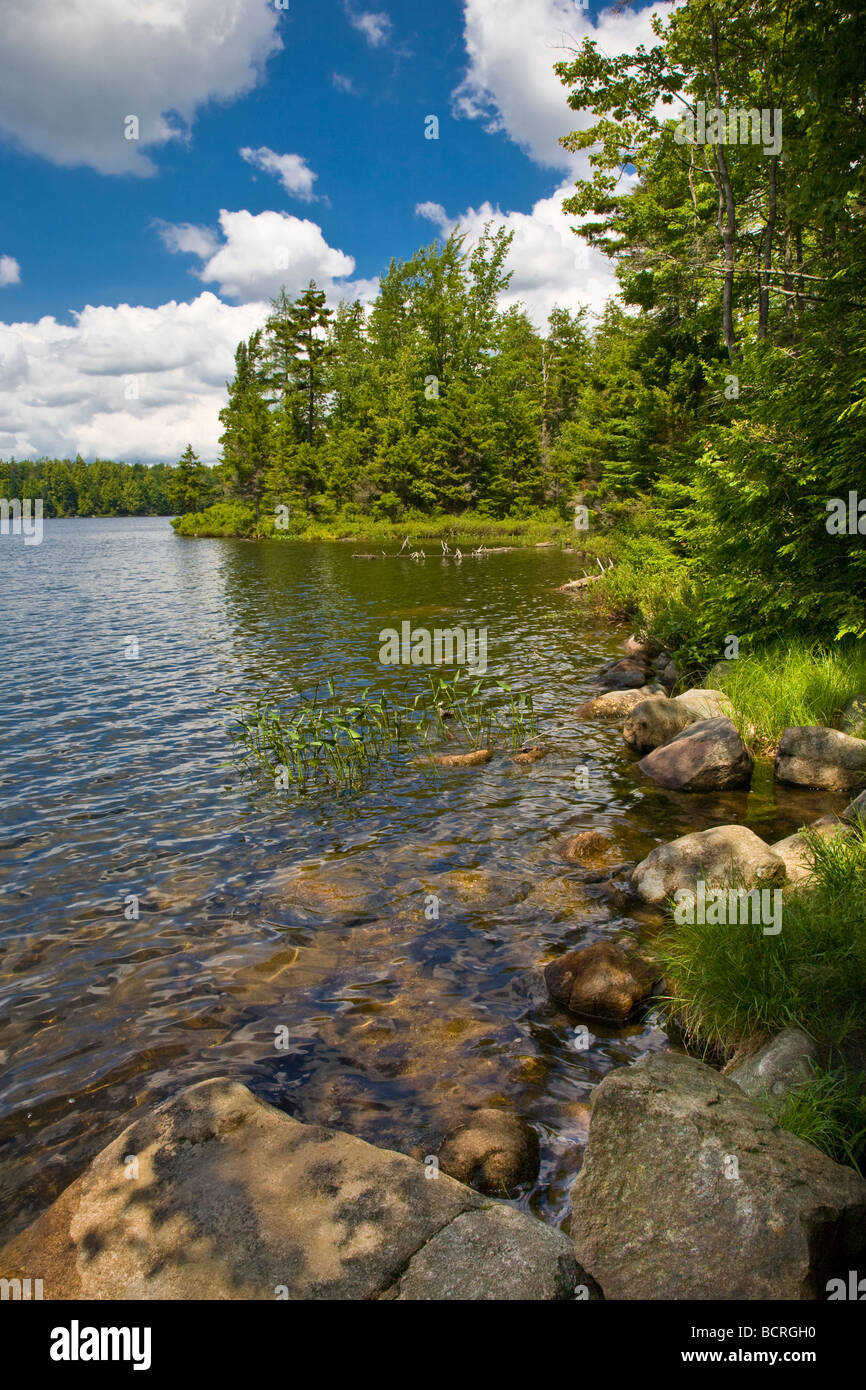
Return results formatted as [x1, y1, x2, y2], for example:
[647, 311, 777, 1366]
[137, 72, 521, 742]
[437, 1108, 540, 1195]
[623, 688, 732, 753]
[0, 1079, 576, 1301]
[631, 824, 786, 905]
[544, 941, 658, 1021]
[571, 1052, 866, 1299]
[637, 717, 754, 791]
[775, 726, 866, 791]
[593, 658, 652, 690]
[576, 687, 666, 719]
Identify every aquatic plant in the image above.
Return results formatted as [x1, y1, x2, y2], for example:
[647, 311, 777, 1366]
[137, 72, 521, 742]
[230, 671, 538, 793]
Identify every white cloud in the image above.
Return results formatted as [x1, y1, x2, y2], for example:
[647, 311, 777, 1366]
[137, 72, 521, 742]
[162, 208, 377, 306]
[416, 182, 621, 328]
[332, 72, 358, 95]
[0, 256, 21, 287]
[345, 6, 392, 48]
[154, 222, 220, 260]
[453, 0, 664, 169]
[240, 146, 318, 201]
[0, 0, 282, 174]
[0, 293, 266, 463]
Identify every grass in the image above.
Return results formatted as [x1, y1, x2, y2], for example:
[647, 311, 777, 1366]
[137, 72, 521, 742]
[659, 819, 866, 1054]
[173, 505, 574, 547]
[705, 639, 866, 750]
[771, 1064, 866, 1175]
[230, 672, 537, 793]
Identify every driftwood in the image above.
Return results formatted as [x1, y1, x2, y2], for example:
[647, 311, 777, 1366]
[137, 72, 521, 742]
[558, 557, 615, 591]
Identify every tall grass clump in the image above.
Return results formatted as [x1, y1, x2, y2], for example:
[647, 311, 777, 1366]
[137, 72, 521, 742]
[707, 640, 866, 749]
[771, 1065, 866, 1175]
[660, 819, 866, 1054]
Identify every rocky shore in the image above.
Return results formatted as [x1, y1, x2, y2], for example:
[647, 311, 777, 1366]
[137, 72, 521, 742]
[4, 633, 866, 1301]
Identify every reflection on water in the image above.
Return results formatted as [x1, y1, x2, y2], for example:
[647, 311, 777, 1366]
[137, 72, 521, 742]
[0, 519, 847, 1239]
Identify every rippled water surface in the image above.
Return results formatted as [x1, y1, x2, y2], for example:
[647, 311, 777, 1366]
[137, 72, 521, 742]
[0, 518, 843, 1239]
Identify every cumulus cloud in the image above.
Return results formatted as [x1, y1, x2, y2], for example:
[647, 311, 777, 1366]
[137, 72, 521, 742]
[0, 293, 266, 462]
[453, 0, 664, 169]
[161, 208, 378, 306]
[240, 146, 318, 201]
[345, 6, 393, 48]
[0, 0, 282, 174]
[0, 256, 21, 287]
[416, 182, 622, 328]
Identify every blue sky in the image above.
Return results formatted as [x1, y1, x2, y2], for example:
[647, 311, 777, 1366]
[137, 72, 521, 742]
[0, 0, 660, 462]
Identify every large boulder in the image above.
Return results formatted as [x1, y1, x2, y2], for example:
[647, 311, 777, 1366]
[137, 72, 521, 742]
[631, 825, 786, 905]
[437, 1109, 540, 1195]
[544, 941, 659, 1021]
[842, 787, 866, 823]
[576, 687, 666, 719]
[637, 717, 754, 791]
[623, 688, 732, 754]
[571, 1052, 866, 1299]
[386, 1205, 597, 1301]
[725, 1029, 819, 1109]
[775, 726, 866, 791]
[0, 1079, 578, 1301]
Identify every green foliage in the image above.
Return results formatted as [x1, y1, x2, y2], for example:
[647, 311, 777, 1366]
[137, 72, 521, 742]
[708, 641, 866, 749]
[772, 1065, 866, 1175]
[555, 0, 866, 656]
[172, 502, 257, 537]
[660, 821, 866, 1053]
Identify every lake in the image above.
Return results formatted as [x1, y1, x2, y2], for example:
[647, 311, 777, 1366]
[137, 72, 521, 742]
[0, 517, 834, 1238]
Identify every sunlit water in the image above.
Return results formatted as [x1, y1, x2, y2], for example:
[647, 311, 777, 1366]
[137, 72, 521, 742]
[0, 518, 844, 1240]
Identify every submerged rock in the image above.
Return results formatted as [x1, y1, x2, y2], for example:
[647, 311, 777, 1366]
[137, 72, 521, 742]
[558, 829, 618, 871]
[576, 687, 666, 719]
[511, 746, 548, 764]
[544, 941, 658, 1021]
[725, 1028, 819, 1109]
[631, 825, 786, 905]
[570, 1051, 866, 1300]
[437, 1108, 540, 1195]
[623, 688, 732, 754]
[422, 748, 492, 768]
[637, 716, 754, 791]
[775, 726, 866, 791]
[0, 1079, 576, 1301]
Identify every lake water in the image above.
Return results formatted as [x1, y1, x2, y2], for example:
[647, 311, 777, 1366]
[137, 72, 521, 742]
[0, 517, 840, 1240]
